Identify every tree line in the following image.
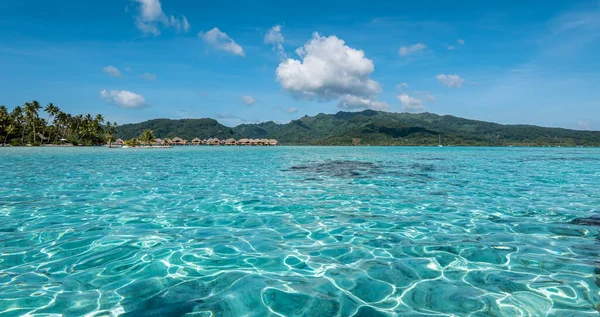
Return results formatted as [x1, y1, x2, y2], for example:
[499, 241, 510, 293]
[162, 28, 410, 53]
[0, 101, 118, 146]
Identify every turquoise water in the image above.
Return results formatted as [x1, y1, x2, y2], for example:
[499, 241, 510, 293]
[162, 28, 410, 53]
[1, 147, 599, 316]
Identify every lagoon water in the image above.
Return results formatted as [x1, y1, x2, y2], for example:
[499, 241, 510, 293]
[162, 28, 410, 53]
[0, 147, 599, 316]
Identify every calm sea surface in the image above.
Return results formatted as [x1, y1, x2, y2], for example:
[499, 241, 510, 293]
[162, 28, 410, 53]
[0, 147, 599, 316]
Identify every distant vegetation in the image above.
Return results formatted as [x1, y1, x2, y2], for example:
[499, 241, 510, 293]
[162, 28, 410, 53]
[0, 101, 117, 146]
[117, 110, 600, 146]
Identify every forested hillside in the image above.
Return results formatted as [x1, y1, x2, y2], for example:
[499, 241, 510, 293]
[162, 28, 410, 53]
[116, 110, 600, 146]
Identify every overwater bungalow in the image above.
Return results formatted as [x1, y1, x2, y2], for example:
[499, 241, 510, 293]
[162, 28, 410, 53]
[249, 139, 258, 146]
[191, 137, 201, 145]
[207, 138, 220, 146]
[237, 138, 250, 146]
[225, 138, 237, 145]
[202, 139, 208, 145]
[259, 139, 269, 145]
[154, 138, 164, 145]
[268, 139, 278, 146]
[172, 137, 185, 145]
[115, 138, 124, 146]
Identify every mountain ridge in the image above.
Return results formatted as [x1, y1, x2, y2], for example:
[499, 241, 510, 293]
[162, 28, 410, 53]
[116, 110, 600, 146]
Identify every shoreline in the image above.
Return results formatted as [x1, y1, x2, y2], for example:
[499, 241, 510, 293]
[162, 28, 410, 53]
[1, 144, 598, 148]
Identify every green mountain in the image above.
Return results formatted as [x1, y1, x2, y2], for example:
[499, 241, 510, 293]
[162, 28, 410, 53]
[116, 110, 600, 146]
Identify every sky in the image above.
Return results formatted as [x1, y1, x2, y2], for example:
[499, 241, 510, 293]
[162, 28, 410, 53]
[0, 0, 599, 130]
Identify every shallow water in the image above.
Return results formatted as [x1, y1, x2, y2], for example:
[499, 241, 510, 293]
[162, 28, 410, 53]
[0, 146, 599, 316]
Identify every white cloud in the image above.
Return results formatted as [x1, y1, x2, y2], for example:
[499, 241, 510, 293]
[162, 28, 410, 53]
[276, 33, 381, 102]
[100, 89, 147, 109]
[447, 45, 455, 50]
[168, 15, 191, 33]
[396, 82, 409, 91]
[199, 28, 245, 56]
[398, 94, 425, 113]
[398, 43, 426, 57]
[338, 95, 390, 111]
[577, 120, 590, 130]
[287, 107, 298, 113]
[132, 0, 190, 35]
[436, 74, 465, 88]
[142, 73, 157, 80]
[241, 95, 255, 105]
[458, 39, 465, 45]
[264, 25, 286, 58]
[265, 25, 284, 44]
[103, 66, 122, 77]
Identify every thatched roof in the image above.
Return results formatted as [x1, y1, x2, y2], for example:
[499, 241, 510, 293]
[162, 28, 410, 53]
[206, 138, 220, 144]
[155, 138, 163, 143]
[192, 137, 201, 142]
[115, 138, 124, 143]
[172, 137, 183, 142]
[238, 138, 249, 143]
[268, 139, 278, 145]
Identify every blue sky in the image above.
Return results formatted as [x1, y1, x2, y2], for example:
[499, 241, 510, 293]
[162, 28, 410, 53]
[0, 0, 599, 130]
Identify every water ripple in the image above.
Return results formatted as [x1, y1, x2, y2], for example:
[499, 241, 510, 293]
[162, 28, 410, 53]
[0, 147, 599, 316]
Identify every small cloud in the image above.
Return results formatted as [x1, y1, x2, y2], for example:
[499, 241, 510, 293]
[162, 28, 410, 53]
[100, 89, 146, 109]
[396, 83, 409, 91]
[458, 39, 465, 45]
[398, 93, 425, 113]
[265, 24, 286, 59]
[241, 95, 255, 105]
[168, 15, 190, 33]
[398, 43, 426, 57]
[132, 0, 190, 35]
[577, 120, 590, 130]
[199, 27, 245, 56]
[265, 25, 284, 44]
[338, 95, 390, 111]
[142, 73, 157, 80]
[102, 66, 122, 77]
[287, 107, 298, 113]
[436, 74, 465, 88]
[447, 45, 455, 50]
[182, 16, 190, 32]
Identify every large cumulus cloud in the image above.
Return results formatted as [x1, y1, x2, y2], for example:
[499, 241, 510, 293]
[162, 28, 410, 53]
[276, 33, 382, 107]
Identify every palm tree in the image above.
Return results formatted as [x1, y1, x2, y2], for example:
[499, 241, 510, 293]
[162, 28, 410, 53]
[43, 103, 60, 144]
[104, 121, 118, 146]
[4, 124, 15, 145]
[140, 129, 155, 146]
[24, 101, 41, 144]
[11, 106, 25, 145]
[0, 106, 9, 144]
